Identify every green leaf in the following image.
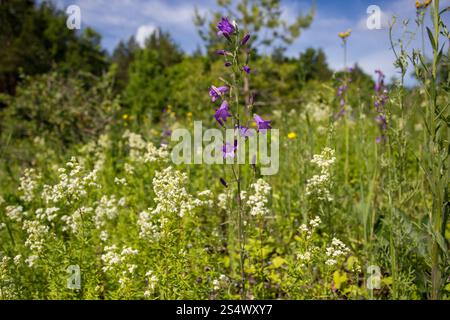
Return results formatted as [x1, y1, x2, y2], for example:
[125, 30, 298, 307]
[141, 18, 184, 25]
[271, 256, 287, 268]
[426, 27, 436, 51]
[333, 270, 348, 290]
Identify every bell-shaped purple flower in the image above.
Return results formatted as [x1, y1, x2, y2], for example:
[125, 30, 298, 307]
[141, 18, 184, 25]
[220, 177, 228, 188]
[243, 65, 251, 74]
[216, 50, 231, 56]
[375, 114, 387, 131]
[222, 141, 237, 158]
[241, 33, 251, 45]
[217, 17, 235, 38]
[238, 126, 254, 138]
[214, 101, 232, 126]
[253, 114, 272, 132]
[374, 69, 385, 92]
[209, 85, 229, 102]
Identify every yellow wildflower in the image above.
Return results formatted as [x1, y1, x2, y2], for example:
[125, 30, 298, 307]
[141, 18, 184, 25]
[416, 0, 432, 9]
[287, 132, 297, 140]
[338, 29, 352, 40]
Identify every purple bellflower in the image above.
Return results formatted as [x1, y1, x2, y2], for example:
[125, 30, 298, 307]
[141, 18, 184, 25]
[374, 70, 385, 92]
[243, 65, 251, 74]
[253, 114, 272, 132]
[216, 50, 231, 56]
[241, 33, 251, 45]
[217, 17, 235, 38]
[214, 101, 232, 126]
[222, 140, 237, 159]
[238, 126, 254, 138]
[375, 114, 388, 143]
[209, 85, 229, 102]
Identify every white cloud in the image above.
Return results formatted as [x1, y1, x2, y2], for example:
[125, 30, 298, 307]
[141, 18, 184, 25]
[136, 24, 156, 47]
[141, 0, 203, 28]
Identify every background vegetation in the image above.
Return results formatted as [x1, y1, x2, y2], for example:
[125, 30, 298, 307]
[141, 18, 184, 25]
[0, 0, 449, 300]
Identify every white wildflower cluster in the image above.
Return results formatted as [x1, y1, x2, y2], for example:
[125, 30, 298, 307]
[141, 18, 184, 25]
[137, 210, 162, 241]
[124, 163, 135, 175]
[99, 230, 109, 242]
[41, 157, 100, 203]
[23, 220, 49, 252]
[5, 205, 27, 223]
[123, 130, 168, 163]
[101, 245, 139, 289]
[306, 148, 336, 202]
[61, 207, 93, 234]
[325, 237, 350, 266]
[94, 195, 124, 229]
[217, 192, 231, 210]
[296, 216, 350, 269]
[151, 167, 202, 218]
[297, 216, 321, 262]
[79, 134, 111, 171]
[247, 179, 271, 216]
[101, 245, 138, 272]
[18, 168, 41, 202]
[298, 215, 321, 240]
[35, 207, 59, 223]
[114, 177, 127, 186]
[143, 270, 158, 297]
[0, 255, 17, 299]
[25, 255, 38, 267]
[13, 255, 22, 266]
[212, 274, 229, 291]
[303, 102, 330, 122]
[197, 190, 214, 208]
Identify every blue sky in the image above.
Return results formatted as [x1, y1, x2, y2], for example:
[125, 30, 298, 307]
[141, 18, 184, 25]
[47, 0, 449, 84]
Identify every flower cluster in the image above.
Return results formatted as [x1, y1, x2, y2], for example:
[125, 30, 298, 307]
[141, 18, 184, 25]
[151, 167, 203, 218]
[247, 179, 272, 216]
[0, 255, 18, 299]
[212, 17, 272, 158]
[18, 168, 41, 203]
[137, 210, 162, 241]
[23, 220, 49, 253]
[79, 134, 112, 171]
[123, 130, 168, 163]
[217, 191, 231, 210]
[101, 245, 138, 272]
[296, 216, 350, 270]
[374, 70, 389, 143]
[306, 148, 336, 202]
[35, 207, 59, 223]
[101, 245, 139, 289]
[61, 206, 93, 234]
[212, 274, 230, 291]
[41, 157, 100, 204]
[144, 270, 159, 297]
[5, 205, 26, 223]
[335, 70, 352, 119]
[94, 195, 124, 229]
[302, 101, 330, 123]
[325, 237, 350, 266]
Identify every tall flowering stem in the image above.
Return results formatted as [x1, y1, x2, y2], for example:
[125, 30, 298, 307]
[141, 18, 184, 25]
[338, 29, 352, 186]
[408, 0, 449, 299]
[213, 17, 263, 299]
[426, 0, 448, 300]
